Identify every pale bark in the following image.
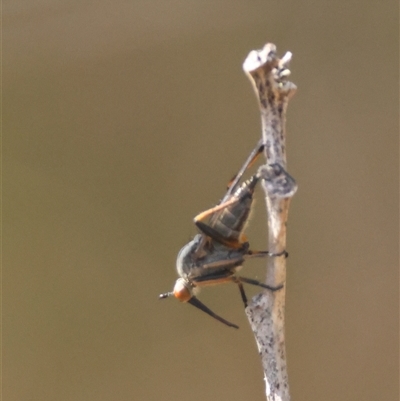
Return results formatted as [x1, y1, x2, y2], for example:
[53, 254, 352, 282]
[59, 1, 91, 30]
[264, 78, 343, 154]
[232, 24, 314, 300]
[243, 43, 297, 401]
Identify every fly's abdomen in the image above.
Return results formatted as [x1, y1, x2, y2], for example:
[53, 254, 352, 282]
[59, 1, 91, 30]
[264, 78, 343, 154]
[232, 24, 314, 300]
[210, 175, 258, 242]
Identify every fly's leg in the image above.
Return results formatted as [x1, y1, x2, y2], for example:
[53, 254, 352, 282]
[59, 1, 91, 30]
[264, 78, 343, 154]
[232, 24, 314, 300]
[246, 249, 289, 258]
[232, 277, 248, 307]
[236, 276, 284, 292]
[187, 296, 239, 329]
[224, 139, 265, 199]
[229, 276, 282, 308]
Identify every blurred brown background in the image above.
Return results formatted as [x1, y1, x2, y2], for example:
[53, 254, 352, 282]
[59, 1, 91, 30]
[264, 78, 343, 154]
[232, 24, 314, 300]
[3, 1, 398, 400]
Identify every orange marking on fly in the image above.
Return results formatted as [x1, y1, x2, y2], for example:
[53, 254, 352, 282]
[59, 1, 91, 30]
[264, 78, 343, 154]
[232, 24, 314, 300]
[193, 197, 239, 223]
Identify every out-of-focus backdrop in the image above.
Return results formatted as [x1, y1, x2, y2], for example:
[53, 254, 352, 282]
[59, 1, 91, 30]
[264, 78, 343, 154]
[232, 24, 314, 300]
[4, 1, 398, 401]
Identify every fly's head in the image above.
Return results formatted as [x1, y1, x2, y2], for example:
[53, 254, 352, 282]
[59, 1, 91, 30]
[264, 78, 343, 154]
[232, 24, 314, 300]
[172, 278, 193, 302]
[159, 276, 238, 329]
[159, 277, 194, 302]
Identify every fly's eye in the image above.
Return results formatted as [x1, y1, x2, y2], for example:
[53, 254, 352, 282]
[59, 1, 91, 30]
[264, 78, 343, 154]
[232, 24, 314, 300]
[173, 279, 192, 302]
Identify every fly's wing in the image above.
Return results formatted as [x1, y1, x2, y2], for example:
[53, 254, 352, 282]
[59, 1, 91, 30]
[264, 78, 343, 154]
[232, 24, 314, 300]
[193, 141, 263, 244]
[194, 220, 244, 249]
[194, 245, 245, 272]
[192, 141, 264, 258]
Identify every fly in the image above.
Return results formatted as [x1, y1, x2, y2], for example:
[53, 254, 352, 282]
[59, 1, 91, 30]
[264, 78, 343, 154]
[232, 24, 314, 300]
[159, 140, 286, 328]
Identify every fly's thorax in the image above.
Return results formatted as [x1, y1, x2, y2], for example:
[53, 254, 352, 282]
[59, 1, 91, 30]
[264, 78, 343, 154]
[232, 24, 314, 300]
[176, 235, 201, 277]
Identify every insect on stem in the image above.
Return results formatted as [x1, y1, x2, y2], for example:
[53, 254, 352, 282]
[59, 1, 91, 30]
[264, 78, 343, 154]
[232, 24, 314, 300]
[159, 140, 286, 328]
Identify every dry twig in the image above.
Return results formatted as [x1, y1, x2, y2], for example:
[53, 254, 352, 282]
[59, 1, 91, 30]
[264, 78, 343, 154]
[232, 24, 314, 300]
[243, 43, 297, 401]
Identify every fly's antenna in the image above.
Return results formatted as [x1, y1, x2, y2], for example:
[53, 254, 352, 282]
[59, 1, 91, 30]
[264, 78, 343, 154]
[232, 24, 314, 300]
[159, 292, 173, 299]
